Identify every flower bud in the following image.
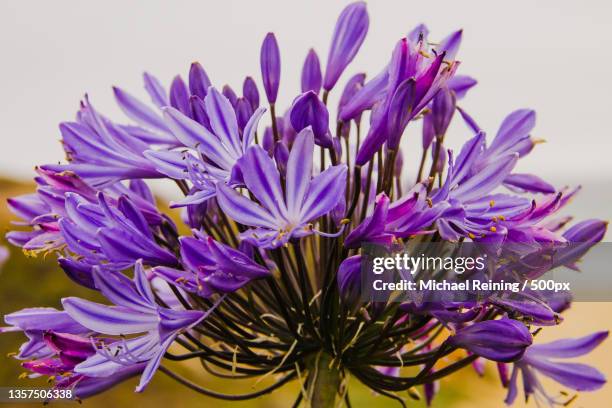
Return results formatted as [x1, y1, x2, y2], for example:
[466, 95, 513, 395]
[242, 76, 260, 111]
[324, 2, 369, 91]
[301, 49, 322, 94]
[170, 75, 190, 115]
[235, 97, 253, 131]
[431, 86, 456, 137]
[222, 84, 238, 107]
[337, 255, 362, 304]
[260, 32, 281, 104]
[448, 319, 532, 362]
[289, 91, 332, 148]
[189, 62, 212, 99]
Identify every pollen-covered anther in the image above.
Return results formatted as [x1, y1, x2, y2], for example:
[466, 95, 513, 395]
[468, 232, 476, 239]
[490, 226, 497, 232]
[489, 200, 495, 207]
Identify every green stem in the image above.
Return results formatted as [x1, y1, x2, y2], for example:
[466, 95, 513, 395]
[308, 352, 340, 408]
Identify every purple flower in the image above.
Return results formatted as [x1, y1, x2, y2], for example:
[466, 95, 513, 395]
[112, 86, 176, 145]
[19, 331, 145, 398]
[222, 85, 238, 107]
[43, 97, 165, 187]
[1, 307, 88, 360]
[430, 86, 456, 137]
[301, 49, 322, 94]
[355, 35, 458, 165]
[289, 91, 333, 148]
[146, 87, 266, 205]
[338, 67, 387, 122]
[6, 168, 161, 256]
[448, 319, 532, 362]
[62, 261, 208, 392]
[3, 4, 608, 404]
[235, 97, 254, 131]
[337, 255, 362, 304]
[59, 192, 176, 271]
[216, 128, 347, 248]
[154, 234, 270, 296]
[260, 33, 281, 104]
[242, 76, 260, 110]
[504, 332, 608, 405]
[447, 75, 477, 99]
[170, 76, 191, 115]
[345, 186, 445, 248]
[337, 72, 366, 122]
[189, 62, 212, 99]
[323, 2, 369, 91]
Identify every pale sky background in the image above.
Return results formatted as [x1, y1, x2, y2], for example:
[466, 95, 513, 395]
[0, 0, 610, 223]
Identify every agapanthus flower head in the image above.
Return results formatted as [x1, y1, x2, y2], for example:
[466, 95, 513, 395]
[2, 2, 607, 406]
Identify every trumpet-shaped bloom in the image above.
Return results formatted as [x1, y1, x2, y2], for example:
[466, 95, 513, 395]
[145, 87, 266, 206]
[154, 234, 271, 296]
[504, 332, 608, 405]
[355, 30, 460, 165]
[59, 192, 176, 272]
[1, 307, 88, 360]
[62, 261, 208, 392]
[44, 97, 164, 187]
[21, 331, 145, 398]
[216, 128, 347, 248]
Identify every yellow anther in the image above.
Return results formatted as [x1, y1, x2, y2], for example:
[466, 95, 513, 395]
[532, 138, 547, 145]
[340, 218, 351, 225]
[489, 200, 495, 207]
[491, 216, 498, 222]
[18, 372, 29, 379]
[499, 215, 506, 221]
[490, 226, 497, 232]
[407, 387, 422, 401]
[426, 197, 433, 208]
[468, 233, 476, 239]
[563, 394, 578, 406]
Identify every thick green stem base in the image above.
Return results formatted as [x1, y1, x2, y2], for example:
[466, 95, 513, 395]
[307, 352, 340, 408]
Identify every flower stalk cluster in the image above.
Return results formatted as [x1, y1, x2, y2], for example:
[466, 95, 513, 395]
[1, 2, 608, 407]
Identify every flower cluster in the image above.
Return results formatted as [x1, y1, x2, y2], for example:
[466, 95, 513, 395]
[1, 2, 607, 406]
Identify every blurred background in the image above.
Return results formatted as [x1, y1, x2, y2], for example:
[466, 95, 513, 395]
[0, 0, 610, 406]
